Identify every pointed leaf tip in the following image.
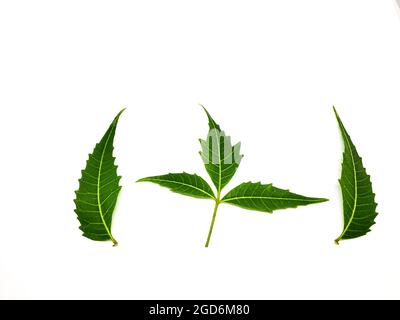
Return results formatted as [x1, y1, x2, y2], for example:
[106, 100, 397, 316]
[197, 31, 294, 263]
[332, 106, 341, 122]
[113, 108, 126, 124]
[200, 104, 221, 131]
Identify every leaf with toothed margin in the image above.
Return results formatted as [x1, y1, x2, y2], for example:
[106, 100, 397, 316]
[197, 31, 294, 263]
[138, 172, 215, 199]
[137, 105, 329, 247]
[333, 107, 378, 244]
[199, 106, 243, 193]
[74, 109, 125, 246]
[222, 182, 328, 213]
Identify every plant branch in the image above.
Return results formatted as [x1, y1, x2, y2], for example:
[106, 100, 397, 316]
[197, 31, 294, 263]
[205, 193, 221, 248]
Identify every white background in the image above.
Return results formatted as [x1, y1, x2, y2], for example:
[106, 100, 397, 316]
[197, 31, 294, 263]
[1, 1, 400, 300]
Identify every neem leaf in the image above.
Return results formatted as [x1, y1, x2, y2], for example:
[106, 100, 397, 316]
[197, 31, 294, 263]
[138, 106, 328, 247]
[74, 109, 125, 246]
[222, 182, 328, 213]
[333, 107, 378, 244]
[199, 106, 243, 193]
[138, 173, 215, 200]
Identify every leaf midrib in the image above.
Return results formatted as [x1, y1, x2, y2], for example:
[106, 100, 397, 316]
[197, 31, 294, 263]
[209, 122, 222, 193]
[336, 121, 358, 242]
[141, 177, 215, 199]
[222, 196, 323, 203]
[97, 127, 115, 242]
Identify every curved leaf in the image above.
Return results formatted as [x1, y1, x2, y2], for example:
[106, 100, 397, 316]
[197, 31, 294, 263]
[199, 106, 243, 193]
[138, 172, 215, 199]
[74, 109, 125, 246]
[333, 107, 378, 244]
[222, 182, 328, 213]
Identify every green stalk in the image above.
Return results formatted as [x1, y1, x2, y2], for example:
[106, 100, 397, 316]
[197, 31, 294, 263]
[205, 193, 221, 247]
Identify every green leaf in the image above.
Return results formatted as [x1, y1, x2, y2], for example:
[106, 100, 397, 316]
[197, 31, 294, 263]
[74, 109, 125, 246]
[138, 173, 215, 200]
[222, 182, 328, 213]
[199, 105, 243, 193]
[333, 107, 378, 244]
[137, 106, 329, 248]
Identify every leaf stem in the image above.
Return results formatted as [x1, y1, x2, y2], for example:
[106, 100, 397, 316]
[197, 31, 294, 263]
[205, 194, 221, 248]
[111, 237, 118, 247]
